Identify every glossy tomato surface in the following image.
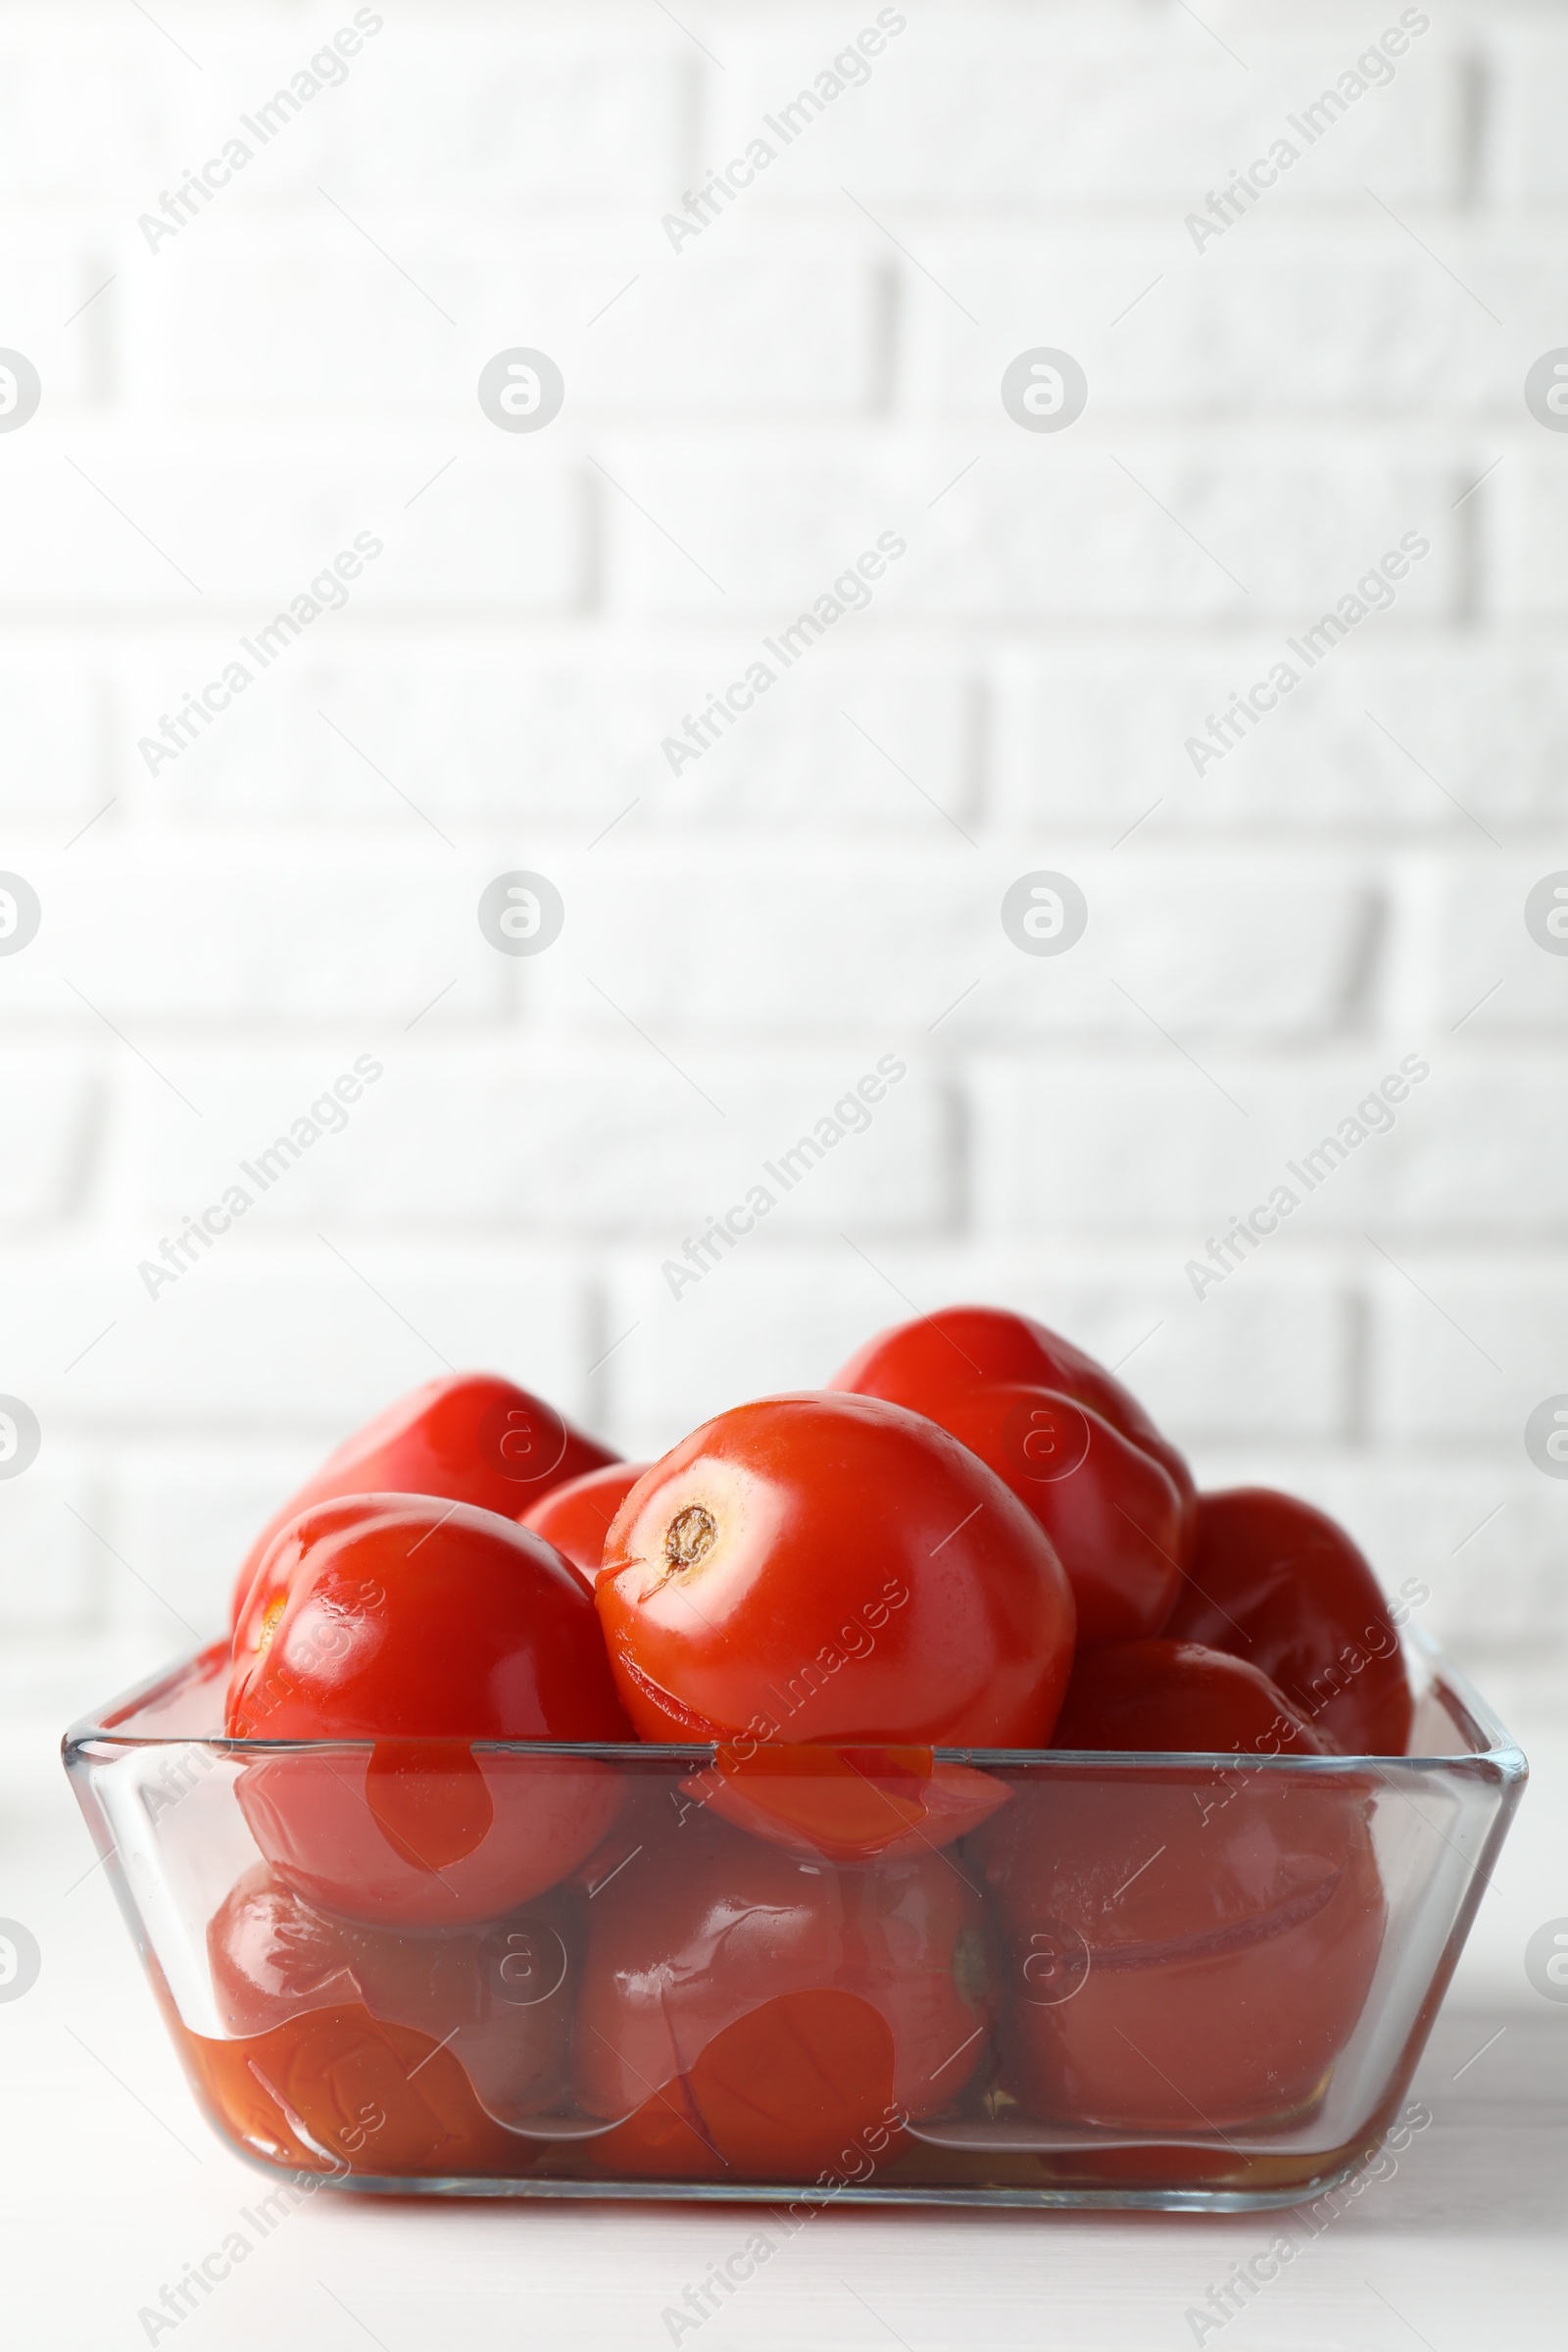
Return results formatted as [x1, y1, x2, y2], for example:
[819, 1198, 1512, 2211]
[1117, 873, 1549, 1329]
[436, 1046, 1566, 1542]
[519, 1460, 650, 1588]
[922, 1385, 1185, 1644]
[1052, 1639, 1324, 1757]
[573, 1806, 990, 2179]
[829, 1303, 1195, 1522]
[1161, 1488, 1414, 1756]
[229, 1373, 617, 1624]
[209, 1864, 573, 2129]
[228, 1494, 628, 1740]
[978, 1760, 1385, 2132]
[596, 1393, 1075, 1747]
[227, 1495, 629, 1922]
[179, 2004, 513, 2177]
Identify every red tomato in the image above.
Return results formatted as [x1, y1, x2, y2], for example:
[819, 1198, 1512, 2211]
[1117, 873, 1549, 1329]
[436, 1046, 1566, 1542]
[229, 1373, 617, 1625]
[919, 1385, 1184, 1644]
[519, 1460, 650, 1588]
[208, 1864, 573, 2130]
[1052, 1640, 1324, 1757]
[179, 2007, 512, 2178]
[978, 1759, 1385, 2132]
[829, 1303, 1195, 1530]
[227, 1496, 630, 1922]
[1160, 1489, 1414, 1756]
[573, 1808, 991, 2179]
[596, 1393, 1076, 1748]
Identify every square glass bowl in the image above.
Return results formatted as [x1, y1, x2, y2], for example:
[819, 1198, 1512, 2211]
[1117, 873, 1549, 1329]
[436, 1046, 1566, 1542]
[62, 1630, 1524, 2211]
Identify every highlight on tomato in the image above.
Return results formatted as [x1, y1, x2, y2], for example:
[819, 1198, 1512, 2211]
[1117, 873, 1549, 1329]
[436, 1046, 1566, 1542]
[229, 1372, 617, 1625]
[1160, 1488, 1414, 1755]
[829, 1302, 1196, 1532]
[595, 1391, 1076, 1749]
[573, 1807, 992, 2180]
[913, 1384, 1185, 1645]
[227, 1494, 630, 1923]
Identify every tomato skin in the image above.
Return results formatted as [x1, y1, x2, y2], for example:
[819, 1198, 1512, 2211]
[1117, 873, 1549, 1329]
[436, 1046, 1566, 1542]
[596, 1393, 1076, 1748]
[228, 1494, 630, 1740]
[181, 2004, 514, 2178]
[519, 1460, 650, 1588]
[829, 1303, 1195, 1527]
[227, 1496, 630, 1923]
[1052, 1640, 1324, 1757]
[209, 1864, 573, 2128]
[1160, 1489, 1414, 1757]
[229, 1373, 617, 1625]
[919, 1385, 1185, 1645]
[573, 1808, 991, 2178]
[977, 1761, 1385, 2132]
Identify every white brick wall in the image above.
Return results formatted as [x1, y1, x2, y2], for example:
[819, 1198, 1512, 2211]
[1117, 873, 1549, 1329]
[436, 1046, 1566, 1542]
[3, 0, 1567, 1738]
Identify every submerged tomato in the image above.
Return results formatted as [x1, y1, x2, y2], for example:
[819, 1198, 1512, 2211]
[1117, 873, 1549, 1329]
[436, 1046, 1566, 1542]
[209, 1863, 573, 2129]
[227, 1495, 630, 1922]
[596, 1393, 1076, 1748]
[574, 1808, 991, 2179]
[829, 1303, 1195, 1530]
[180, 2006, 512, 2179]
[519, 1460, 650, 1588]
[685, 1743, 1010, 1864]
[229, 1373, 617, 1624]
[1052, 1640, 1323, 1758]
[1160, 1489, 1414, 1757]
[922, 1385, 1184, 1644]
[978, 1757, 1385, 2132]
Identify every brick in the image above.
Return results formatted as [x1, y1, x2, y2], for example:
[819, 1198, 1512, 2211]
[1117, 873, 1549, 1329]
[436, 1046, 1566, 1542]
[1489, 28, 1568, 204]
[13, 842, 508, 1025]
[1046, 1270, 1353, 1448]
[710, 22, 1465, 210]
[120, 1042, 958, 1235]
[0, 653, 112, 822]
[973, 1050, 1444, 1236]
[106, 1439, 332, 1641]
[602, 1247, 936, 1453]
[602, 1245, 1350, 1458]
[1418, 861, 1568, 1036]
[1303, 1459, 1568, 1665]
[976, 1045, 1568, 1242]
[1370, 1054, 1568, 1230]
[0, 1249, 597, 1434]
[0, 243, 112, 415]
[109, 637, 975, 834]
[217, 27, 688, 208]
[1373, 1266, 1568, 1447]
[7, 443, 584, 612]
[128, 228, 884, 418]
[0, 18, 686, 209]
[541, 843, 1381, 1042]
[0, 1054, 101, 1229]
[990, 644, 1568, 837]
[1491, 456, 1568, 621]
[605, 443, 1458, 624]
[903, 225, 1533, 419]
[0, 26, 189, 205]
[0, 1458, 101, 1634]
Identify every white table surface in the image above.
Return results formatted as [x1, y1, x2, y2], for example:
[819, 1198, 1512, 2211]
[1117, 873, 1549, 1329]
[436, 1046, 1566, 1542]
[6, 1712, 1566, 2352]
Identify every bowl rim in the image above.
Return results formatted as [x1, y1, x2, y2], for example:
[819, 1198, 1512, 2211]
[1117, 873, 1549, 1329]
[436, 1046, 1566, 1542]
[61, 1625, 1529, 1783]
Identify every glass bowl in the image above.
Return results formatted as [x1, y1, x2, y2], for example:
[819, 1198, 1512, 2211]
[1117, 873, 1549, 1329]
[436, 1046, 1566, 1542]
[61, 1628, 1525, 2211]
